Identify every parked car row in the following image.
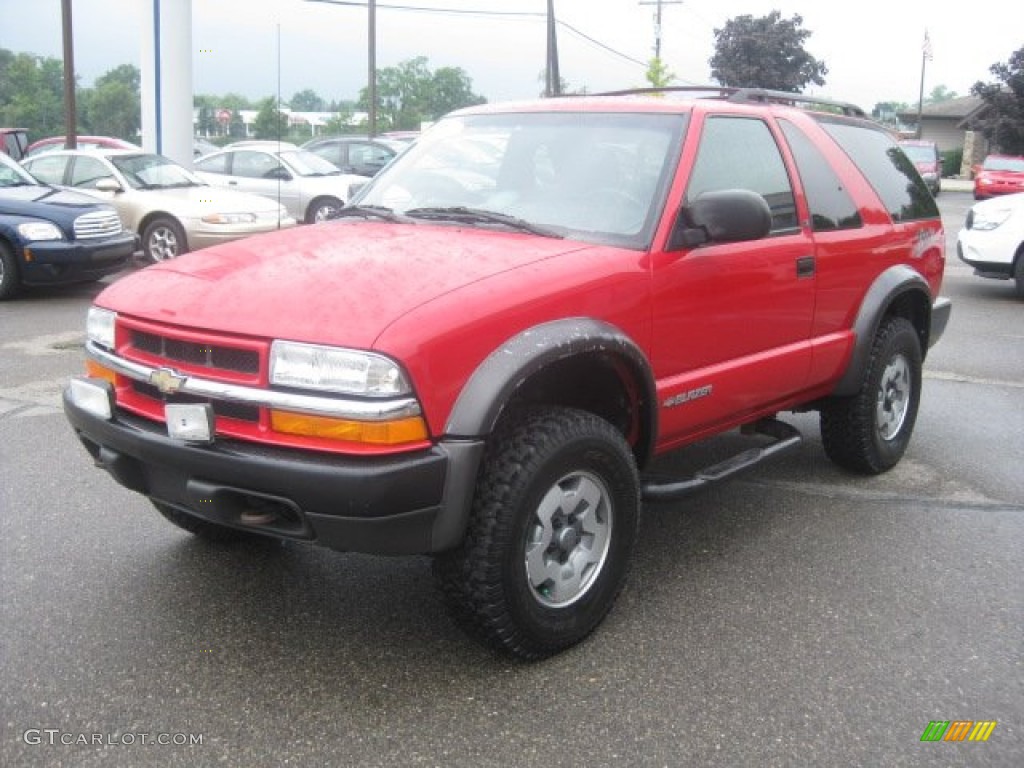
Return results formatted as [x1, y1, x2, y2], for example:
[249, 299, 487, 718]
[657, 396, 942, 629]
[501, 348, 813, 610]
[0, 151, 136, 299]
[21, 149, 296, 262]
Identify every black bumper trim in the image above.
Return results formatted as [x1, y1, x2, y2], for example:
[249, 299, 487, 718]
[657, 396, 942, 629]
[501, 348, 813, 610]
[64, 390, 455, 554]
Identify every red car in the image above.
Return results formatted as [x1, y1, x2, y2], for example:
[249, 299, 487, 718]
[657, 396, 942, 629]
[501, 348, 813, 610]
[24, 135, 139, 158]
[973, 154, 1024, 200]
[64, 89, 950, 658]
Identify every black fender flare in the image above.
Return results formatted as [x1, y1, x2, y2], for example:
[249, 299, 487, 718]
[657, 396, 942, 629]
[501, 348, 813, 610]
[832, 265, 932, 397]
[444, 317, 656, 454]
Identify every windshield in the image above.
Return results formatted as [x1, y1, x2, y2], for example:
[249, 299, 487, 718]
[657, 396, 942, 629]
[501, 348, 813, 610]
[900, 144, 937, 164]
[982, 156, 1024, 173]
[109, 153, 200, 189]
[354, 110, 687, 249]
[280, 150, 342, 177]
[0, 154, 38, 186]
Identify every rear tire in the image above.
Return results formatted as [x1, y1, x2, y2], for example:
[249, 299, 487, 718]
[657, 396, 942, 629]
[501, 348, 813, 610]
[305, 196, 343, 224]
[0, 241, 21, 300]
[433, 407, 639, 659]
[820, 316, 922, 474]
[1014, 252, 1024, 299]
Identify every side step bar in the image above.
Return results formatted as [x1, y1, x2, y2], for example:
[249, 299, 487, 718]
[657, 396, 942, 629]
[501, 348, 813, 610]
[641, 419, 802, 502]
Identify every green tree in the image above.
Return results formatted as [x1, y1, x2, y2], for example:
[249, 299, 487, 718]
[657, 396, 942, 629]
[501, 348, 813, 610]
[0, 49, 69, 139]
[970, 45, 1024, 154]
[81, 64, 141, 140]
[359, 57, 485, 130]
[252, 97, 287, 139]
[645, 58, 675, 88]
[927, 85, 957, 103]
[289, 88, 325, 112]
[709, 12, 827, 92]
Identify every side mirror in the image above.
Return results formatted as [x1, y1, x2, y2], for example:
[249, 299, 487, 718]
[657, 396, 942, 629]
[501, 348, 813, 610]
[95, 177, 122, 193]
[265, 167, 292, 181]
[668, 189, 772, 250]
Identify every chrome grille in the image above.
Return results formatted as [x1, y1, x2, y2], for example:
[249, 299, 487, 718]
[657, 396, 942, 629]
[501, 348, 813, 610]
[74, 210, 123, 239]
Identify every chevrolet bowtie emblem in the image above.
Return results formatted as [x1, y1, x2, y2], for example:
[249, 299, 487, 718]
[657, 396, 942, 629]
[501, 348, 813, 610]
[149, 367, 187, 395]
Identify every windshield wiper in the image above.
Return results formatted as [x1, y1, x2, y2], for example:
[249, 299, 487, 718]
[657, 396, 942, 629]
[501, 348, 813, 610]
[404, 207, 563, 238]
[329, 205, 407, 223]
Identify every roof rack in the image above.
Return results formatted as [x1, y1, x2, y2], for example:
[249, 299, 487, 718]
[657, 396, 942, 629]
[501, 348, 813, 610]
[589, 85, 867, 118]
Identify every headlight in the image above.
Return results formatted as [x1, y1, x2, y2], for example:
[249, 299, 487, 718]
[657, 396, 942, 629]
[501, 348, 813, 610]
[201, 212, 257, 224]
[86, 307, 117, 349]
[17, 221, 63, 241]
[270, 341, 410, 396]
[970, 207, 1012, 231]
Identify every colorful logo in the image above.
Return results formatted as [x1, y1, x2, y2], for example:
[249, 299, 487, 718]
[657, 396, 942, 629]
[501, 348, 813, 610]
[920, 720, 997, 742]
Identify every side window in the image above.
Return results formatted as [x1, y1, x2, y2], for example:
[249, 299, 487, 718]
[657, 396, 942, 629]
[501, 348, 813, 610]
[309, 144, 343, 167]
[819, 119, 938, 222]
[196, 153, 229, 174]
[26, 154, 69, 185]
[686, 116, 798, 233]
[350, 143, 392, 166]
[232, 150, 281, 179]
[778, 119, 862, 231]
[69, 156, 111, 188]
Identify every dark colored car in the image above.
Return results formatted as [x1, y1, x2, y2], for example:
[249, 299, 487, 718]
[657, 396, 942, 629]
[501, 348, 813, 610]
[898, 139, 941, 196]
[0, 151, 137, 299]
[301, 135, 406, 177]
[973, 154, 1024, 200]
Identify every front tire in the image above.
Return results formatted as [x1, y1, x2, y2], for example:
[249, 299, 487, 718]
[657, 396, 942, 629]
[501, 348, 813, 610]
[305, 196, 343, 224]
[434, 407, 640, 659]
[820, 316, 922, 474]
[142, 217, 188, 262]
[0, 241, 21, 300]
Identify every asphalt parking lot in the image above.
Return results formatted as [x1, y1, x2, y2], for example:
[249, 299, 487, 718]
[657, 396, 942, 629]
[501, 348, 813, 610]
[1, 191, 1021, 767]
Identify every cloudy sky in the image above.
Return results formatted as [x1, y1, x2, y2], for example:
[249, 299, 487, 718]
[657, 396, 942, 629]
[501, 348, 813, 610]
[1, 0, 1020, 111]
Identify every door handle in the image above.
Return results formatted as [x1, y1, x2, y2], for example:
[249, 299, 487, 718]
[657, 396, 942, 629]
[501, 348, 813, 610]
[796, 255, 815, 278]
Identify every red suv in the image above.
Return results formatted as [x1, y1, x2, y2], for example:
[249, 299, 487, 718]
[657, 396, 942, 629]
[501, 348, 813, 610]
[64, 88, 950, 658]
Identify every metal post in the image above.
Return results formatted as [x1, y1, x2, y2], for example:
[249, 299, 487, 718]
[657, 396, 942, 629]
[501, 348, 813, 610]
[61, 0, 77, 149]
[546, 0, 561, 97]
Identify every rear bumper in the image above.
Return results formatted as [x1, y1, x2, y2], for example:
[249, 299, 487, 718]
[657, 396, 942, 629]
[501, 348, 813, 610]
[64, 386, 483, 555]
[929, 296, 952, 349]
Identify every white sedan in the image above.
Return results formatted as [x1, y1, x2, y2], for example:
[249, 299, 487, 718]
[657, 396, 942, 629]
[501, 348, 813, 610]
[957, 192, 1024, 298]
[23, 149, 296, 261]
[193, 146, 366, 223]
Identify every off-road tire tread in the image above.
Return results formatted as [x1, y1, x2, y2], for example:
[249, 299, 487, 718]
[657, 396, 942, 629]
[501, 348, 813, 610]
[820, 316, 922, 474]
[433, 407, 639, 660]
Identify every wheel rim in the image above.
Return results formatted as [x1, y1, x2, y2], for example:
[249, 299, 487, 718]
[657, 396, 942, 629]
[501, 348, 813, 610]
[876, 353, 911, 441]
[148, 225, 179, 261]
[313, 202, 339, 222]
[525, 470, 613, 608]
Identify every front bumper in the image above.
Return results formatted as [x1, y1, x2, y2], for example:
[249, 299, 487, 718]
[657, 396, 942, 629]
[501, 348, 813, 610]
[19, 232, 137, 285]
[64, 386, 482, 554]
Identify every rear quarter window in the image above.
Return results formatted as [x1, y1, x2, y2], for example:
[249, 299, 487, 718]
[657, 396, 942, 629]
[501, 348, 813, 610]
[778, 119, 862, 232]
[818, 118, 938, 222]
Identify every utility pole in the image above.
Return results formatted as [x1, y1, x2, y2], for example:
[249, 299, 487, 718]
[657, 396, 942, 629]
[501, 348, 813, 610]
[61, 0, 77, 149]
[545, 0, 561, 97]
[638, 0, 682, 60]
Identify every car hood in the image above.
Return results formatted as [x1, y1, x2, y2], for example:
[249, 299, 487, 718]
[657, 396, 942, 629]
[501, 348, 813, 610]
[0, 183, 110, 215]
[98, 221, 593, 347]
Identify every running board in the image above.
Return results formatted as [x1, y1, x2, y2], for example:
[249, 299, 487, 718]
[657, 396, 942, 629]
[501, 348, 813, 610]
[641, 419, 802, 502]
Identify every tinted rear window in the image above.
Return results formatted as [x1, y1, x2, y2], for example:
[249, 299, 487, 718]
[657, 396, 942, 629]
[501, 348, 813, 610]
[779, 119, 862, 232]
[819, 119, 938, 222]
